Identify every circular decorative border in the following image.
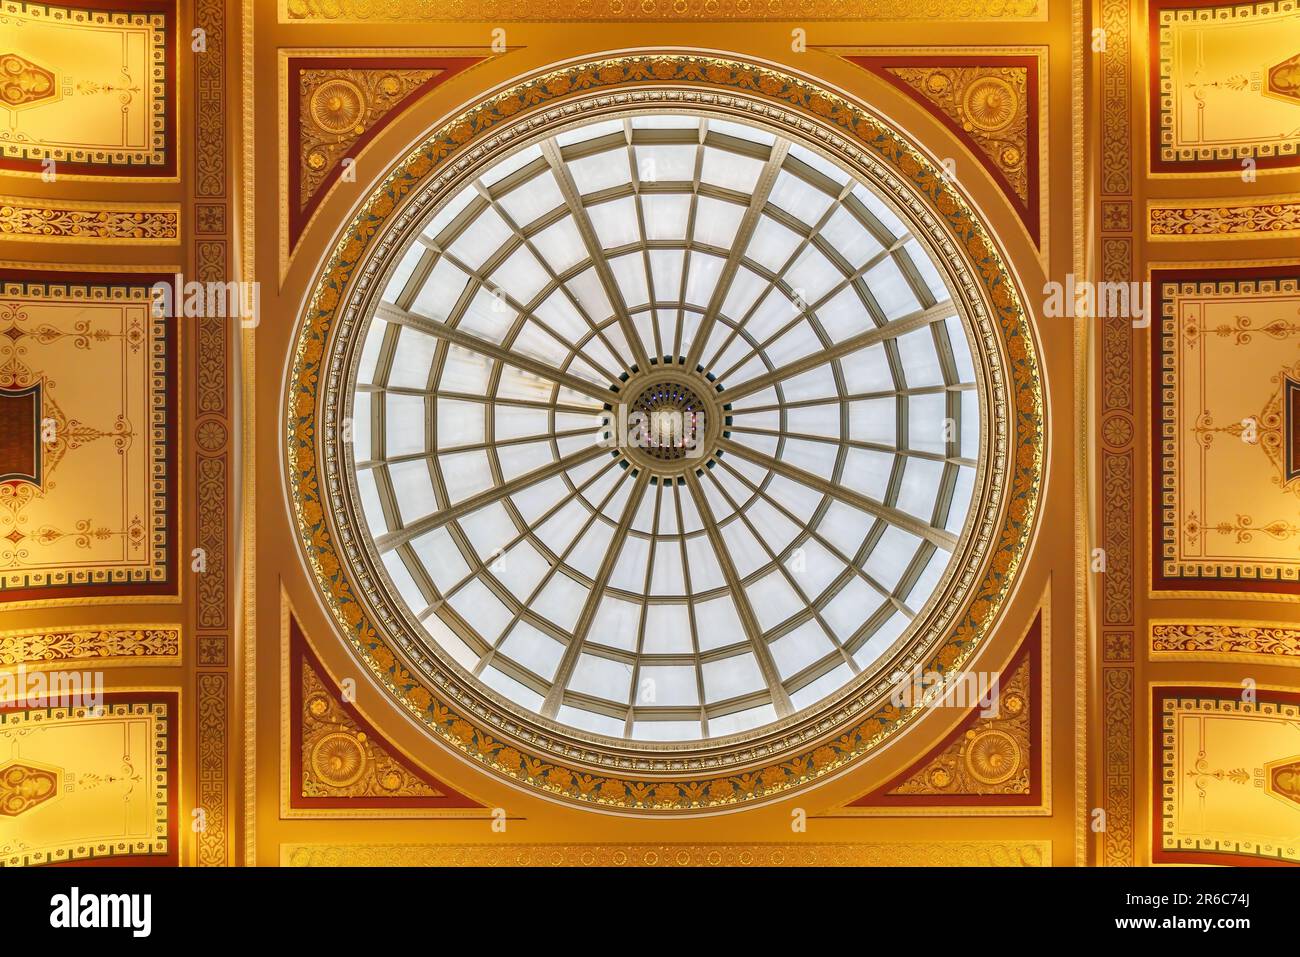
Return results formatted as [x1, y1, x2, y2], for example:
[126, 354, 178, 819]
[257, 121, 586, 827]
[286, 53, 1044, 812]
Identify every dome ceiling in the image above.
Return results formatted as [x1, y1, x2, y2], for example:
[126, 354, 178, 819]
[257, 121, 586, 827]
[349, 111, 980, 744]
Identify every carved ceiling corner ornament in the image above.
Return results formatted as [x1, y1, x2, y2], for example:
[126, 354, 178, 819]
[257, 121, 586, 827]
[301, 655, 441, 799]
[848, 56, 1039, 245]
[288, 56, 483, 251]
[286, 53, 1044, 813]
[847, 611, 1042, 809]
[291, 617, 481, 810]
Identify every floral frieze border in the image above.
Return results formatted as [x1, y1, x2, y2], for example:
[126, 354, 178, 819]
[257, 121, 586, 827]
[286, 54, 1044, 812]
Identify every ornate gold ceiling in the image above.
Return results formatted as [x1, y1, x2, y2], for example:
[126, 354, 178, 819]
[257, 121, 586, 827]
[0, 0, 1294, 870]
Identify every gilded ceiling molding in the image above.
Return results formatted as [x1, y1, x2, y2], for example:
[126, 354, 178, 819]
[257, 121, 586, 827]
[0, 0, 177, 179]
[0, 196, 180, 244]
[1151, 266, 1300, 596]
[844, 608, 1047, 814]
[0, 271, 178, 606]
[192, 0, 233, 869]
[1101, 666, 1134, 866]
[278, 0, 1045, 22]
[1150, 0, 1300, 173]
[283, 611, 485, 817]
[286, 53, 1044, 813]
[1155, 686, 1300, 866]
[1096, 0, 1135, 868]
[0, 624, 180, 668]
[281, 51, 485, 266]
[281, 841, 1052, 867]
[0, 694, 176, 867]
[1150, 620, 1300, 666]
[1148, 196, 1300, 240]
[845, 53, 1043, 248]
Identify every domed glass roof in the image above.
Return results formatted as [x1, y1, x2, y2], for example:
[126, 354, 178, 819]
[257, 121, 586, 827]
[346, 110, 980, 744]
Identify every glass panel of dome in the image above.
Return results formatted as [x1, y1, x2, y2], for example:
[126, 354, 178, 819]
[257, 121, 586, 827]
[851, 183, 909, 239]
[699, 146, 766, 193]
[821, 206, 885, 270]
[632, 721, 703, 742]
[494, 246, 551, 304]
[497, 621, 566, 681]
[480, 143, 544, 187]
[587, 196, 639, 249]
[609, 253, 649, 307]
[682, 534, 725, 592]
[821, 576, 884, 642]
[567, 149, 631, 194]
[745, 569, 803, 632]
[701, 651, 765, 702]
[557, 705, 626, 737]
[563, 268, 614, 324]
[636, 665, 699, 706]
[946, 466, 977, 535]
[706, 118, 775, 146]
[634, 144, 696, 183]
[908, 393, 949, 453]
[411, 257, 470, 321]
[848, 397, 897, 446]
[781, 437, 838, 479]
[387, 328, 437, 389]
[530, 216, 586, 272]
[351, 392, 372, 459]
[852, 610, 908, 670]
[789, 662, 856, 710]
[451, 579, 514, 644]
[746, 215, 801, 271]
[446, 206, 513, 269]
[945, 314, 976, 382]
[588, 595, 641, 652]
[411, 526, 470, 593]
[863, 256, 920, 320]
[708, 704, 778, 736]
[785, 402, 840, 439]
[896, 457, 945, 523]
[864, 525, 923, 590]
[647, 249, 684, 304]
[817, 499, 874, 558]
[381, 551, 427, 610]
[479, 666, 545, 711]
[438, 345, 493, 393]
[496, 171, 565, 226]
[642, 603, 693, 654]
[641, 193, 691, 241]
[384, 394, 427, 457]
[631, 114, 699, 131]
[383, 246, 424, 303]
[903, 238, 951, 303]
[790, 538, 846, 601]
[497, 441, 556, 483]
[356, 468, 388, 534]
[842, 447, 895, 502]
[692, 196, 744, 248]
[438, 449, 493, 503]
[788, 143, 852, 186]
[693, 595, 745, 651]
[555, 118, 622, 147]
[388, 461, 437, 523]
[532, 573, 588, 631]
[568, 652, 634, 702]
[422, 184, 476, 241]
[770, 620, 838, 679]
[896, 327, 946, 387]
[422, 614, 480, 671]
[769, 170, 835, 225]
[649, 540, 687, 596]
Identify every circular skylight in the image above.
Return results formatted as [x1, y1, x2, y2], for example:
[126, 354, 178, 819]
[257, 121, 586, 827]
[346, 110, 981, 744]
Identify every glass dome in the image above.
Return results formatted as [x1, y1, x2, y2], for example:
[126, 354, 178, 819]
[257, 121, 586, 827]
[345, 110, 981, 744]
